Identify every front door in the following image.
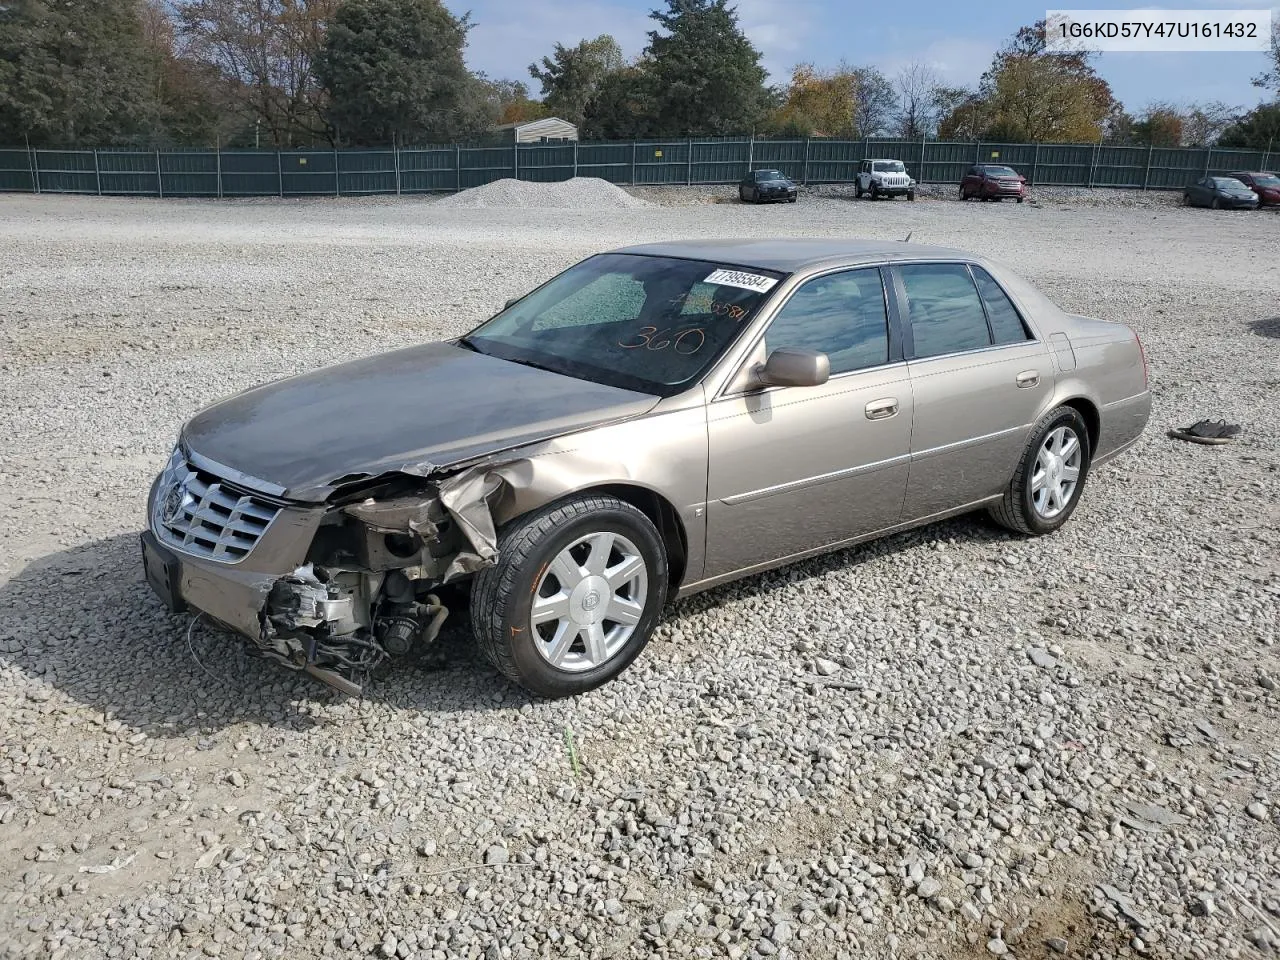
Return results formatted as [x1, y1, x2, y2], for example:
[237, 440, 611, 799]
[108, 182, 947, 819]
[704, 266, 913, 578]
[894, 261, 1054, 519]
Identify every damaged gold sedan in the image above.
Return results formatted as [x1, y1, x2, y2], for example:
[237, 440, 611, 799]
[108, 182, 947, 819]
[141, 240, 1150, 697]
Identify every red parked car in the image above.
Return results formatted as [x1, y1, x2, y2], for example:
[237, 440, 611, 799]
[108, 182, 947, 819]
[960, 164, 1027, 202]
[1228, 171, 1280, 207]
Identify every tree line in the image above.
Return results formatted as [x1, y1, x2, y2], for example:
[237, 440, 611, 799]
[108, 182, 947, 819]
[2, 0, 1278, 150]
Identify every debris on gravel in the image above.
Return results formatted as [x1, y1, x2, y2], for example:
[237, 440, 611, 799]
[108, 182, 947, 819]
[0, 194, 1277, 960]
[436, 176, 652, 209]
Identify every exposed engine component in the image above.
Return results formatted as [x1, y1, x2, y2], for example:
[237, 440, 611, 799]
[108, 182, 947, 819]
[259, 563, 451, 697]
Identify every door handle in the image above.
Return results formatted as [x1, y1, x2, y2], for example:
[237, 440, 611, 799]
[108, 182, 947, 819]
[865, 398, 898, 420]
[1016, 370, 1040, 388]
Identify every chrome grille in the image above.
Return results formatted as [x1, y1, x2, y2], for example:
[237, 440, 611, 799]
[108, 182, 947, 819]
[152, 450, 281, 563]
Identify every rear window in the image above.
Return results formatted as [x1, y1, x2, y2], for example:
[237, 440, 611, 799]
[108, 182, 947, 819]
[971, 266, 1032, 345]
[900, 263, 992, 359]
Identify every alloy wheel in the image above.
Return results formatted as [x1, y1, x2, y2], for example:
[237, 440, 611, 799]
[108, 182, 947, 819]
[1031, 426, 1082, 519]
[530, 532, 648, 673]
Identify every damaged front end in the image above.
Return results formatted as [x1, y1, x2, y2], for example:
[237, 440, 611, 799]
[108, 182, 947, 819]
[148, 450, 509, 697]
[255, 468, 506, 695]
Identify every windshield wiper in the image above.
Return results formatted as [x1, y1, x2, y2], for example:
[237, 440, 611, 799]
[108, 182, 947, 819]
[455, 335, 485, 354]
[502, 355, 565, 376]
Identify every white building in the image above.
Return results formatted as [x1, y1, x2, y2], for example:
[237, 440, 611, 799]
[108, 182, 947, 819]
[494, 117, 579, 144]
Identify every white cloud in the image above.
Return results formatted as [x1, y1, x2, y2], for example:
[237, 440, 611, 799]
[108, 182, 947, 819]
[731, 0, 820, 79]
[875, 35, 996, 88]
[465, 0, 819, 85]
[465, 0, 651, 81]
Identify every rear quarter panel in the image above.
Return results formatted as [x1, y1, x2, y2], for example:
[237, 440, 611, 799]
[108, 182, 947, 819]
[984, 262, 1151, 461]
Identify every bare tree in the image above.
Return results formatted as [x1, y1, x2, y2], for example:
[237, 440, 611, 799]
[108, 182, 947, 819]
[176, 0, 336, 147]
[1181, 101, 1238, 146]
[895, 61, 941, 138]
[849, 65, 896, 138]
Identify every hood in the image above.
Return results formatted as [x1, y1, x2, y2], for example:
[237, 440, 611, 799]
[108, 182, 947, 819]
[181, 342, 658, 501]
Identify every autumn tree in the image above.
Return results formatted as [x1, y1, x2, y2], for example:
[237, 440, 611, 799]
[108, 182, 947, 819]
[1130, 103, 1183, 146]
[316, 0, 493, 145]
[528, 35, 623, 126]
[177, 0, 335, 147]
[772, 63, 859, 137]
[480, 78, 548, 125]
[961, 20, 1118, 142]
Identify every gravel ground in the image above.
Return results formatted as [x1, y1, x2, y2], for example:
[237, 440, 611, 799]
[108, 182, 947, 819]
[0, 193, 1277, 960]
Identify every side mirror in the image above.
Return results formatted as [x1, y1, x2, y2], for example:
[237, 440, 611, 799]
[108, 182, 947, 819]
[754, 348, 830, 388]
[503, 296, 520, 310]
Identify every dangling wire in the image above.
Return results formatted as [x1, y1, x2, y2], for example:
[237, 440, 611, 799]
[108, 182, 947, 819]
[185, 612, 221, 684]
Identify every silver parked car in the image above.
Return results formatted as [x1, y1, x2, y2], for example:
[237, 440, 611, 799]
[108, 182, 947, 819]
[141, 240, 1151, 697]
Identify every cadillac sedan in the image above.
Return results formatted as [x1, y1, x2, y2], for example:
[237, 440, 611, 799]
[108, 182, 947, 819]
[142, 240, 1151, 698]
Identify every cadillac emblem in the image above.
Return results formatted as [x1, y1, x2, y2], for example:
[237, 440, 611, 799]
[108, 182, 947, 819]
[160, 478, 189, 526]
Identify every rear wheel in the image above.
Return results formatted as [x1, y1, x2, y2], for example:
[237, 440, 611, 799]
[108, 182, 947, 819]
[470, 495, 667, 698]
[989, 406, 1091, 536]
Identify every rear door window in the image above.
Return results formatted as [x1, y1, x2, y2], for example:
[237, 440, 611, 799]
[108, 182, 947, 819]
[899, 263, 992, 359]
[970, 266, 1032, 344]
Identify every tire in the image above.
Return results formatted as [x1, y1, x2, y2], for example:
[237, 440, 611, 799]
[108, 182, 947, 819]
[1016, 197, 1024, 204]
[870, 184, 880, 200]
[907, 190, 915, 201]
[470, 495, 668, 698]
[855, 183, 864, 198]
[959, 186, 967, 201]
[739, 187, 747, 202]
[788, 196, 797, 203]
[988, 406, 1092, 536]
[1211, 197, 1220, 210]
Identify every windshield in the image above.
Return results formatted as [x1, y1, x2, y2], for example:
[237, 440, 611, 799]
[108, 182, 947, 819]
[755, 169, 785, 180]
[982, 166, 1018, 178]
[1212, 177, 1247, 189]
[463, 254, 785, 396]
[873, 161, 906, 173]
[1250, 174, 1280, 186]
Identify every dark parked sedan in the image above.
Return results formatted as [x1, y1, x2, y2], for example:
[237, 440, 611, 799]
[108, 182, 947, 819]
[739, 169, 798, 204]
[1183, 176, 1259, 209]
[960, 164, 1027, 202]
[1228, 171, 1280, 207]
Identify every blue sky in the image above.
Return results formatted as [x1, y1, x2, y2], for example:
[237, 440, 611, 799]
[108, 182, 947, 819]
[463, 0, 1277, 115]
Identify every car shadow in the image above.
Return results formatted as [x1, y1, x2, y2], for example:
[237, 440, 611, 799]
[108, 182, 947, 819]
[2, 517, 1011, 735]
[0, 533, 523, 738]
[1247, 316, 1280, 340]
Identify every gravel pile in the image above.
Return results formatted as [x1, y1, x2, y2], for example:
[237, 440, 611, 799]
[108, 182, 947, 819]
[1, 194, 1277, 960]
[435, 176, 652, 209]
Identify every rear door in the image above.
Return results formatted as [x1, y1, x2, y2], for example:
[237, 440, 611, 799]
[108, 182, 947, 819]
[894, 261, 1053, 520]
[704, 266, 912, 577]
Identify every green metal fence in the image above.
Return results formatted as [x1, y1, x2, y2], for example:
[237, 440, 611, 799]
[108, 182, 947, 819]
[1, 138, 1275, 197]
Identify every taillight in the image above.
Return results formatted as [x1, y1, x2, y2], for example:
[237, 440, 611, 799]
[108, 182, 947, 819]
[1135, 331, 1148, 388]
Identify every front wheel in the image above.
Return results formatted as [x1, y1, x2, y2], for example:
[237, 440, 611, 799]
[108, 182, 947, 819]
[870, 184, 880, 200]
[470, 495, 668, 698]
[1210, 197, 1220, 210]
[907, 190, 916, 201]
[989, 406, 1092, 536]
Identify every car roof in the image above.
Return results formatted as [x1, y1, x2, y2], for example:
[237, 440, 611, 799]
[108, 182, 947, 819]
[612, 239, 975, 273]
[1228, 170, 1275, 176]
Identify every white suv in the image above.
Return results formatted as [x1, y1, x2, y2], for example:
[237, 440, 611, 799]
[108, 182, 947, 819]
[855, 159, 916, 200]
